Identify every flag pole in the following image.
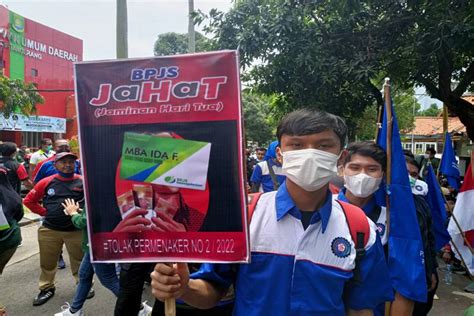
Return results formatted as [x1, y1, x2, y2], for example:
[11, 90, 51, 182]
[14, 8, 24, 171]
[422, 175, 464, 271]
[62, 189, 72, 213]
[437, 104, 449, 177]
[449, 237, 473, 279]
[382, 78, 393, 316]
[383, 78, 392, 237]
[445, 198, 474, 255]
[433, 159, 474, 255]
[430, 166, 474, 277]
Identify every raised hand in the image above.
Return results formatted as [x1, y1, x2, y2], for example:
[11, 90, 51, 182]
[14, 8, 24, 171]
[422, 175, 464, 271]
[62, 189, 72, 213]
[61, 198, 81, 216]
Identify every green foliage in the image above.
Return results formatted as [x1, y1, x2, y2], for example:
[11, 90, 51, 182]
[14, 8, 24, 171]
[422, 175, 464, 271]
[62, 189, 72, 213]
[418, 103, 442, 117]
[195, 0, 474, 139]
[356, 88, 421, 140]
[153, 32, 212, 56]
[0, 76, 43, 118]
[242, 91, 275, 146]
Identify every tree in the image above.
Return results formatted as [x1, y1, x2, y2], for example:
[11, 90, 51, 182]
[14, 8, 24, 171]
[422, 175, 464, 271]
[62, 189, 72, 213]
[0, 76, 43, 118]
[418, 103, 442, 117]
[242, 91, 275, 146]
[195, 0, 474, 139]
[153, 32, 211, 56]
[356, 89, 421, 140]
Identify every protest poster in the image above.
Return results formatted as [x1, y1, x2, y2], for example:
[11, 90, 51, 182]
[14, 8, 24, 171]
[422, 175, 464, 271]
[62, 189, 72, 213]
[74, 50, 249, 263]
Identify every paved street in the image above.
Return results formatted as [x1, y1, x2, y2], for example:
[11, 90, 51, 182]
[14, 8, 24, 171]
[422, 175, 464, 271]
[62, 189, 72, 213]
[1, 222, 154, 316]
[1, 222, 474, 315]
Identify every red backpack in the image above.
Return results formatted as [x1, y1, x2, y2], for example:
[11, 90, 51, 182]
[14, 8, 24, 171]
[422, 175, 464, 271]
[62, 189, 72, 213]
[247, 193, 370, 283]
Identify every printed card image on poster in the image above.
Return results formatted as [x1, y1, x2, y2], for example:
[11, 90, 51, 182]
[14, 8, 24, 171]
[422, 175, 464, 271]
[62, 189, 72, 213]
[74, 51, 248, 263]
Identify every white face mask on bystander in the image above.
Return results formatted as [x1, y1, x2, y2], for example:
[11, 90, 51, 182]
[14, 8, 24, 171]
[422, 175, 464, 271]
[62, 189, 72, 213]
[281, 148, 339, 192]
[344, 173, 382, 198]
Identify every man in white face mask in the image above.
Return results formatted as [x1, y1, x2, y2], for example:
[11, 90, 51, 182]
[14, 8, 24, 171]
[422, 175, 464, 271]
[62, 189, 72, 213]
[338, 142, 387, 246]
[337, 142, 391, 316]
[150, 109, 393, 316]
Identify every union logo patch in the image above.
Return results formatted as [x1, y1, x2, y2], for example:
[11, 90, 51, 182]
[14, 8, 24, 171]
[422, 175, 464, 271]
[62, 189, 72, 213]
[331, 237, 351, 258]
[415, 185, 424, 192]
[376, 223, 386, 236]
[47, 188, 55, 196]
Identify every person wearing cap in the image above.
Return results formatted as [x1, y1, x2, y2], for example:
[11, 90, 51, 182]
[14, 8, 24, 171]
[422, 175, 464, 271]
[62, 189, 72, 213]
[33, 139, 81, 184]
[24, 152, 85, 306]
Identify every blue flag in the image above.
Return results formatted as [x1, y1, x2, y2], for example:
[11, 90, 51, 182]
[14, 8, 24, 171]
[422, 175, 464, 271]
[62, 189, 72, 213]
[425, 164, 451, 250]
[376, 100, 427, 302]
[439, 132, 460, 190]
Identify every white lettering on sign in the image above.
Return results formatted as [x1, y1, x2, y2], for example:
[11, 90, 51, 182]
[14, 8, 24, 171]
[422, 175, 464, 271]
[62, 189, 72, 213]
[0, 27, 79, 62]
[48, 46, 78, 62]
[25, 38, 47, 53]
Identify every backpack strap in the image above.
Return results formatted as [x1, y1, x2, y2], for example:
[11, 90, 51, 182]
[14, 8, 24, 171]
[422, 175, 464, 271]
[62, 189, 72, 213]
[247, 192, 263, 224]
[266, 160, 280, 190]
[336, 200, 370, 284]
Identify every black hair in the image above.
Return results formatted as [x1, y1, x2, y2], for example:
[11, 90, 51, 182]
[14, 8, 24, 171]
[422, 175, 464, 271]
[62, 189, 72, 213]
[276, 109, 347, 148]
[343, 141, 387, 172]
[0, 142, 17, 157]
[40, 138, 52, 145]
[426, 147, 436, 155]
[405, 155, 420, 171]
[255, 147, 267, 152]
[403, 149, 415, 159]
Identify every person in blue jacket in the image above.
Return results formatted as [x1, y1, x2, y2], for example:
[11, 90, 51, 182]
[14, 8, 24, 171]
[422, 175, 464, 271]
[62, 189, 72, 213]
[150, 109, 393, 316]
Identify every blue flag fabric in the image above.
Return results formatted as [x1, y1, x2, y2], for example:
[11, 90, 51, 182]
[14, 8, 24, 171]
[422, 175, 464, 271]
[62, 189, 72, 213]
[424, 164, 451, 250]
[376, 100, 427, 303]
[439, 132, 460, 190]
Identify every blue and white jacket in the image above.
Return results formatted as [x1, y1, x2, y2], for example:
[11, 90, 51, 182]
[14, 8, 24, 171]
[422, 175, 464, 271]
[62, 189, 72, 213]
[337, 189, 388, 246]
[197, 182, 393, 316]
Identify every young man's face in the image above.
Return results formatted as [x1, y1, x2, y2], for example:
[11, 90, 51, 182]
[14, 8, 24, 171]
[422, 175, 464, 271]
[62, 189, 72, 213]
[343, 154, 383, 179]
[256, 150, 266, 161]
[278, 130, 342, 157]
[425, 150, 435, 159]
[406, 162, 419, 179]
[55, 157, 76, 173]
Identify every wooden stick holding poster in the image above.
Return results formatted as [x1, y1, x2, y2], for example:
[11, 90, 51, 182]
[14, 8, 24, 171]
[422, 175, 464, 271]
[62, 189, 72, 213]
[165, 297, 176, 316]
[383, 78, 392, 237]
[74, 52, 250, 315]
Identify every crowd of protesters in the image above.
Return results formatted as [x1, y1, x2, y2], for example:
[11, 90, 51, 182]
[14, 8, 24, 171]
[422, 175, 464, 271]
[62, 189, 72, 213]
[0, 108, 472, 316]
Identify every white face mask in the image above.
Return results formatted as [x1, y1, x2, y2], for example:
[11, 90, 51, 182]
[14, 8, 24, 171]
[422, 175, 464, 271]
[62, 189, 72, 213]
[281, 148, 339, 192]
[344, 173, 382, 198]
[409, 175, 417, 188]
[424, 154, 430, 159]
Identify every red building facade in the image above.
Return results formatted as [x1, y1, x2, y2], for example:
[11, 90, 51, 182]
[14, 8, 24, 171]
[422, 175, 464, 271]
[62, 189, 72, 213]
[0, 5, 82, 147]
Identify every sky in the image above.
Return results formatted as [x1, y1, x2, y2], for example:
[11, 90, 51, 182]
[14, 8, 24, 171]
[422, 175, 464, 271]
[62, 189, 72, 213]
[2, 0, 441, 109]
[1, 0, 232, 60]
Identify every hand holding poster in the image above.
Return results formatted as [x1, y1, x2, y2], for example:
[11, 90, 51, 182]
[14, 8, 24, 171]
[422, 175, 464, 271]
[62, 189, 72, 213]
[74, 51, 248, 263]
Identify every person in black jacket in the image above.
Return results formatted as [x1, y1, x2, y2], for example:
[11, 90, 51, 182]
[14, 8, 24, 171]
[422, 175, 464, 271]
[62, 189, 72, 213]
[0, 162, 24, 315]
[405, 155, 439, 316]
[0, 142, 33, 194]
[24, 152, 85, 307]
